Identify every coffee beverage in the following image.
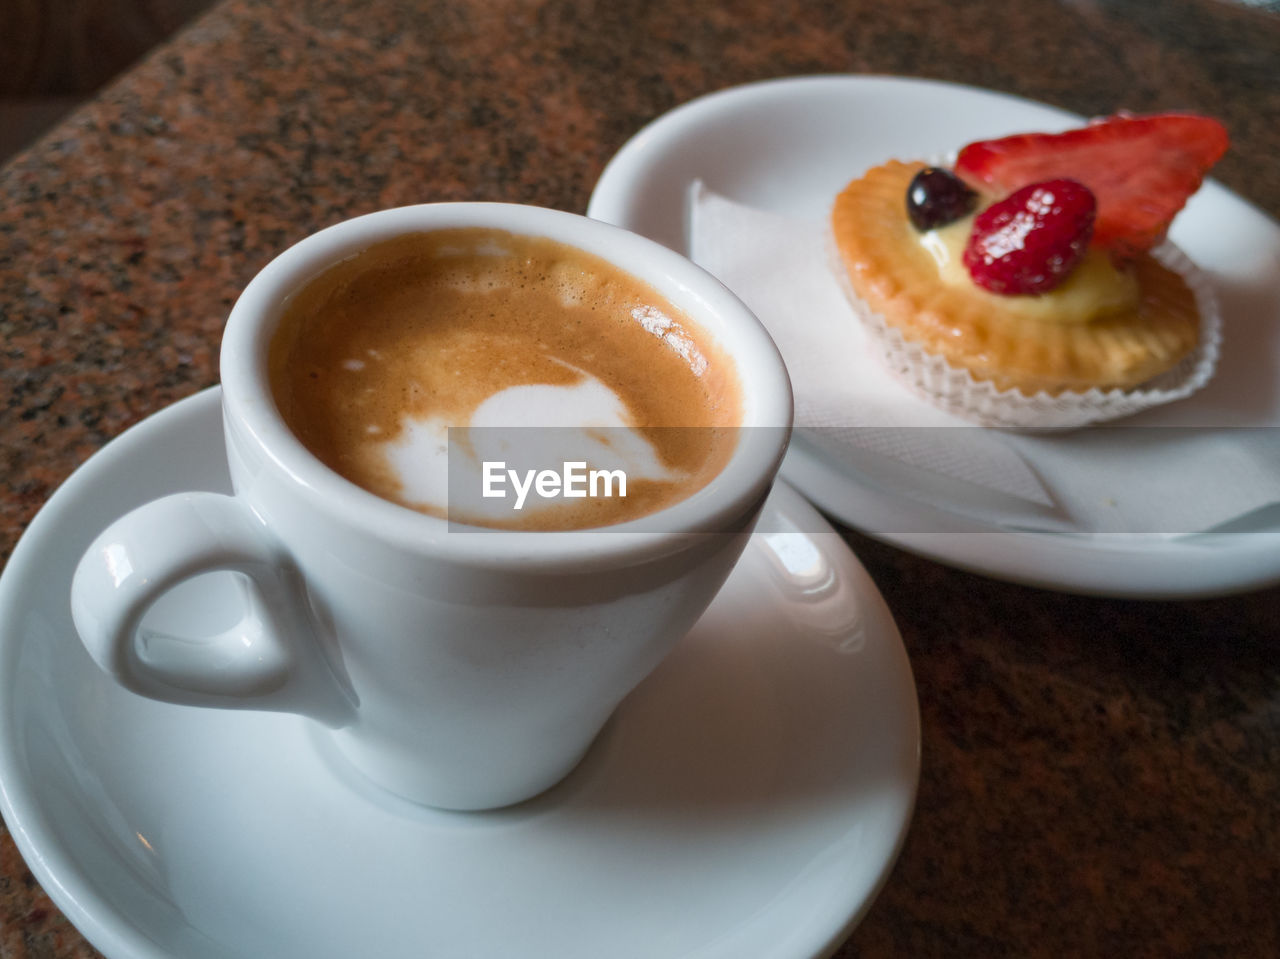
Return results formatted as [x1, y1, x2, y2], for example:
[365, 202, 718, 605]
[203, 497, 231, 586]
[269, 228, 742, 529]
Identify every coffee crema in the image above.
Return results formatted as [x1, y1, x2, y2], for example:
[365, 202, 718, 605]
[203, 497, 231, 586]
[269, 228, 742, 530]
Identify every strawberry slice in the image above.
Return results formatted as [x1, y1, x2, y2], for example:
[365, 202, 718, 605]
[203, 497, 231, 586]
[954, 113, 1228, 258]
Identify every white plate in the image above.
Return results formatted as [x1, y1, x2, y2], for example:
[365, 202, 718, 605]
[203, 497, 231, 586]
[0, 387, 919, 959]
[587, 74, 1280, 598]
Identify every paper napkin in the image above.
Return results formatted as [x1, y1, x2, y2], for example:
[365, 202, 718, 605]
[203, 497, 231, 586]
[687, 182, 1280, 536]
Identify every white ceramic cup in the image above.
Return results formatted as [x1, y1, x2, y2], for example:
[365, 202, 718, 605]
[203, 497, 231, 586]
[70, 203, 792, 810]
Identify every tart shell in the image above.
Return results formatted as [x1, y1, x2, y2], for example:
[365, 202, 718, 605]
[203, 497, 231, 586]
[830, 160, 1220, 427]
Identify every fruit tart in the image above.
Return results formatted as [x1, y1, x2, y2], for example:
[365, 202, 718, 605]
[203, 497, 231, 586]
[830, 112, 1229, 427]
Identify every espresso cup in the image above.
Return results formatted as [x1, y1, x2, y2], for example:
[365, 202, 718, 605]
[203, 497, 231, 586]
[70, 203, 792, 810]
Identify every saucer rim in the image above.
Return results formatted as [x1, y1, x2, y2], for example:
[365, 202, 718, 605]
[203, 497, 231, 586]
[0, 386, 920, 959]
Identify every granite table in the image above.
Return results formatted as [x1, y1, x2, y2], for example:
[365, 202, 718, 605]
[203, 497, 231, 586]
[2, 0, 1279, 955]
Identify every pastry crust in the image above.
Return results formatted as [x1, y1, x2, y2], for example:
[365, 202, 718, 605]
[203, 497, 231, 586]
[831, 160, 1201, 395]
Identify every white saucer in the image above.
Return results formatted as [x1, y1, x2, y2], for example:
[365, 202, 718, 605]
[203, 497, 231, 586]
[587, 75, 1280, 598]
[0, 387, 919, 959]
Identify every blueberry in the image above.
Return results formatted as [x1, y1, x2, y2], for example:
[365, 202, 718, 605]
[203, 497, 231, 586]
[906, 167, 978, 231]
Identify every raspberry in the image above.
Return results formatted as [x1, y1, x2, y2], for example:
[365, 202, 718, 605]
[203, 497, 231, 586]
[963, 179, 1096, 295]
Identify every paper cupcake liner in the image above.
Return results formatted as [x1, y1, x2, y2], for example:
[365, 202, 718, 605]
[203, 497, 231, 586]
[828, 234, 1222, 430]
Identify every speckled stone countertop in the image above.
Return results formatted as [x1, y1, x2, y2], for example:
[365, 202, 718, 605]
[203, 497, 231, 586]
[2, 0, 1279, 955]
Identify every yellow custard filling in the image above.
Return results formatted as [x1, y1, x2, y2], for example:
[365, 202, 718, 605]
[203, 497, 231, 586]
[919, 212, 1141, 325]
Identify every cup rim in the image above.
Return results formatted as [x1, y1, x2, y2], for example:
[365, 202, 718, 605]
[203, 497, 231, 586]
[220, 202, 793, 570]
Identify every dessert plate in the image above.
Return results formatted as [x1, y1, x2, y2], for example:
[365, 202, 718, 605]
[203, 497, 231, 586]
[0, 388, 919, 959]
[588, 74, 1280, 598]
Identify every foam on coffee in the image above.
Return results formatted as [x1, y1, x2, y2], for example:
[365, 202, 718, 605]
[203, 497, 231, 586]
[269, 228, 742, 529]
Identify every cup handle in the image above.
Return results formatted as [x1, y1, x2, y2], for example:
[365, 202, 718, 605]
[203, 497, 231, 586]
[71, 492, 355, 728]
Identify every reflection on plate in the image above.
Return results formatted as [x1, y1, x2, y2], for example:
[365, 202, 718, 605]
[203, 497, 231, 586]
[588, 75, 1280, 598]
[0, 387, 919, 959]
